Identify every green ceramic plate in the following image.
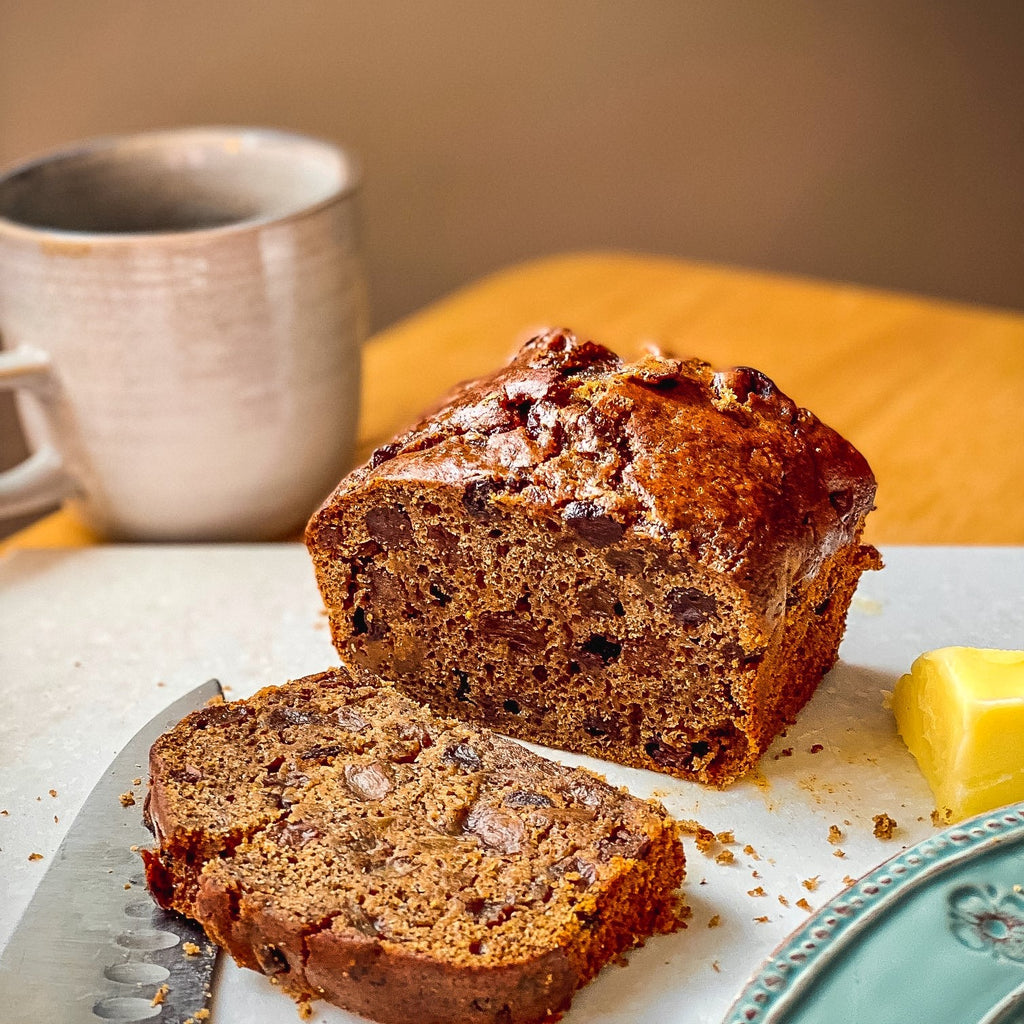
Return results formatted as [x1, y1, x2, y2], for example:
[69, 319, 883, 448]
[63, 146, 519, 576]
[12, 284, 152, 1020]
[725, 803, 1024, 1024]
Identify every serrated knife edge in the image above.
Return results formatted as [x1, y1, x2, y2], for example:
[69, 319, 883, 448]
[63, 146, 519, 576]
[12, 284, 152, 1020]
[0, 679, 222, 1023]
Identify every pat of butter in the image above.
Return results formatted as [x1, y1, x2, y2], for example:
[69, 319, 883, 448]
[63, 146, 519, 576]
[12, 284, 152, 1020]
[892, 647, 1024, 822]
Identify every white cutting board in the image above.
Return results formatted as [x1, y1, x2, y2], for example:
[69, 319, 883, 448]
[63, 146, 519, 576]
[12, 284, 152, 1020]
[1, 545, 1022, 1023]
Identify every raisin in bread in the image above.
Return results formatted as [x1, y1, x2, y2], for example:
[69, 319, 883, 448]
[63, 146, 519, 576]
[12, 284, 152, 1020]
[306, 329, 880, 786]
[143, 668, 685, 1024]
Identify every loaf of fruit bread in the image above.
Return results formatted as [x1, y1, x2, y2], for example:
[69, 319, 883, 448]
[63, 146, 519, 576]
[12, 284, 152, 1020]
[306, 328, 880, 786]
[143, 668, 685, 1024]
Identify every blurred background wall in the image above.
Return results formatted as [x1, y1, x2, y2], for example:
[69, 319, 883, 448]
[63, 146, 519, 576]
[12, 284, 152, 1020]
[1, 0, 1022, 526]
[2, 0, 1022, 330]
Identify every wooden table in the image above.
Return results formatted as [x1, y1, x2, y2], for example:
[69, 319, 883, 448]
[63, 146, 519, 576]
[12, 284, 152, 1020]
[4, 252, 1023, 551]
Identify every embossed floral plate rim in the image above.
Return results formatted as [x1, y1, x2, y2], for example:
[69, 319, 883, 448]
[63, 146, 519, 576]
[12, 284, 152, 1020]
[723, 801, 1024, 1024]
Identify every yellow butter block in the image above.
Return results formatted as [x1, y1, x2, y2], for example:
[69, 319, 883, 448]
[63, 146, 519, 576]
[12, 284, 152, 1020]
[892, 647, 1024, 822]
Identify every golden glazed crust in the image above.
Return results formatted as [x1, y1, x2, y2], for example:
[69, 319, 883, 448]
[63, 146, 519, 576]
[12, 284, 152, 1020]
[306, 330, 880, 785]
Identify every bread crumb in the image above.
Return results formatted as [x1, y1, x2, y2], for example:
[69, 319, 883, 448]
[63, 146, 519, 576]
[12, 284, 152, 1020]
[754, 915, 770, 923]
[809, 743, 824, 754]
[54, 815, 59, 823]
[796, 897, 812, 912]
[124, 883, 132, 890]
[707, 914, 721, 928]
[833, 849, 846, 858]
[182, 942, 202, 956]
[930, 807, 953, 827]
[133, 778, 142, 787]
[193, 1011, 210, 1021]
[801, 876, 820, 892]
[0, 809, 7, 816]
[712, 960, 721, 972]
[827, 824, 843, 844]
[119, 791, 136, 807]
[872, 813, 897, 839]
[297, 999, 313, 1020]
[774, 748, 793, 759]
[743, 844, 759, 859]
[205, 694, 226, 707]
[843, 875, 857, 886]
[151, 984, 169, 1006]
[677, 819, 721, 855]
[777, 895, 789, 907]
[28, 852, 43, 861]
[48, 789, 57, 798]
[716, 830, 735, 844]
[715, 849, 735, 865]
[747, 886, 766, 897]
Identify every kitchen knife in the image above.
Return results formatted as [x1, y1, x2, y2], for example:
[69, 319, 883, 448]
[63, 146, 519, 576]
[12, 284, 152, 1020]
[0, 679, 222, 1023]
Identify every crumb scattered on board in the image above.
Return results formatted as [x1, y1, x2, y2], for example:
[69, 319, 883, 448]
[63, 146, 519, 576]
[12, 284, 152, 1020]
[28, 852, 43, 861]
[872, 813, 898, 839]
[678, 820, 743, 864]
[119, 791, 136, 807]
[182, 941, 202, 956]
[151, 984, 169, 1006]
[678, 820, 716, 852]
[801, 876, 820, 892]
[827, 824, 843, 844]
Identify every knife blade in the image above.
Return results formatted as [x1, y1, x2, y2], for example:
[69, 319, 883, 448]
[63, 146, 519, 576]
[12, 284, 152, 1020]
[0, 679, 223, 1023]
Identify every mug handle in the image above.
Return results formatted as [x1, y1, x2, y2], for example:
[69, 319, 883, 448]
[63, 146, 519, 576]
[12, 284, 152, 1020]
[0, 345, 76, 518]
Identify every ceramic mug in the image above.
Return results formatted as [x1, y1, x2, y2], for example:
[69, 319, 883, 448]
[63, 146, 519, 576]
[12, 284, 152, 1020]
[0, 127, 367, 540]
